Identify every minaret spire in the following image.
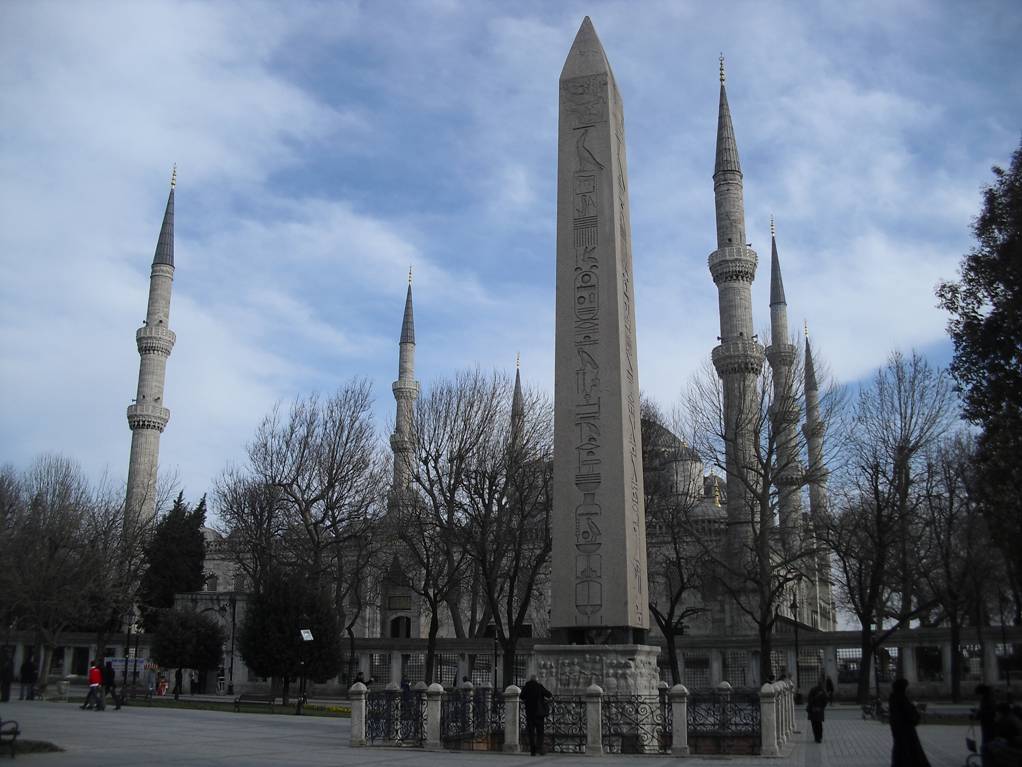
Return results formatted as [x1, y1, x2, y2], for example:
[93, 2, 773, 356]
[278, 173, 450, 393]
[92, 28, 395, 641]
[802, 330, 834, 628]
[765, 221, 802, 550]
[125, 171, 178, 527]
[391, 273, 420, 493]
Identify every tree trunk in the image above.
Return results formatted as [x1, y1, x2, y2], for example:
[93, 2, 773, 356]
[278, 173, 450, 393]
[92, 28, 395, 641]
[759, 621, 773, 684]
[949, 618, 961, 703]
[424, 611, 439, 684]
[664, 635, 681, 685]
[501, 639, 516, 689]
[857, 630, 874, 704]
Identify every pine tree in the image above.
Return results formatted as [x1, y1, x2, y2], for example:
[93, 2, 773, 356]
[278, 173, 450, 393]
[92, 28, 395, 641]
[138, 492, 207, 631]
[937, 137, 1022, 617]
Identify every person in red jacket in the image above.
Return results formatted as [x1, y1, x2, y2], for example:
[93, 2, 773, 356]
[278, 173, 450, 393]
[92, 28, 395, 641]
[81, 660, 104, 710]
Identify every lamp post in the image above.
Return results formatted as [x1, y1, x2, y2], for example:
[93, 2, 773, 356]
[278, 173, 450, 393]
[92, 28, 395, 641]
[791, 595, 801, 704]
[226, 595, 237, 695]
[297, 628, 313, 715]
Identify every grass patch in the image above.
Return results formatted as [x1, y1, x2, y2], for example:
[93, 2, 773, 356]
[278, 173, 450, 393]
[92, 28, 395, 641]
[80, 696, 350, 717]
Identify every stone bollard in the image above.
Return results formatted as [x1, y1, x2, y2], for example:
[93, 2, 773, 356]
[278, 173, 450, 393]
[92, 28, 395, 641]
[759, 682, 779, 757]
[348, 681, 368, 747]
[425, 682, 444, 750]
[778, 682, 788, 743]
[669, 683, 690, 756]
[503, 684, 522, 753]
[585, 683, 604, 756]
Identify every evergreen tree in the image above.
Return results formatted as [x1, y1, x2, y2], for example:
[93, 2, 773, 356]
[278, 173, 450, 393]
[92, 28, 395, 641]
[937, 138, 1022, 616]
[237, 568, 342, 703]
[150, 608, 225, 699]
[138, 492, 207, 631]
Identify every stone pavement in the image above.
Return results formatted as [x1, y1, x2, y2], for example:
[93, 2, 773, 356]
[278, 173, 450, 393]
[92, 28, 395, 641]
[0, 700, 974, 766]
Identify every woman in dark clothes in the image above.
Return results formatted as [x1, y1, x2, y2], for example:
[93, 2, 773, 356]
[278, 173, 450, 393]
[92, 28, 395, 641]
[889, 678, 930, 767]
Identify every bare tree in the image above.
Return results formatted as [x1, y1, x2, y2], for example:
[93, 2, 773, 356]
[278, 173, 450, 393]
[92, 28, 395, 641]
[822, 350, 956, 701]
[641, 398, 708, 684]
[684, 342, 840, 684]
[460, 374, 553, 684]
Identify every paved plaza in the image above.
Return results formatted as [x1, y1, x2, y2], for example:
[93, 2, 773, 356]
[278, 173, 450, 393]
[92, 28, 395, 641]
[0, 700, 975, 766]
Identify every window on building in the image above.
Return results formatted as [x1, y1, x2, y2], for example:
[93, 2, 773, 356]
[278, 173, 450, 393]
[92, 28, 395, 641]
[512, 655, 527, 687]
[387, 595, 412, 611]
[959, 643, 984, 681]
[369, 653, 390, 685]
[470, 654, 493, 687]
[682, 654, 710, 689]
[723, 651, 748, 688]
[836, 648, 861, 684]
[798, 649, 824, 685]
[402, 653, 425, 683]
[71, 647, 90, 676]
[437, 653, 458, 688]
[389, 616, 411, 638]
[917, 646, 943, 682]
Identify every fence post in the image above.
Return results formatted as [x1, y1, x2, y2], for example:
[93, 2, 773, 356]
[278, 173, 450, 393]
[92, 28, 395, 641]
[460, 679, 475, 733]
[425, 682, 444, 750]
[504, 684, 522, 753]
[669, 683, 689, 756]
[759, 682, 779, 757]
[349, 682, 367, 747]
[788, 678, 797, 735]
[585, 683, 603, 756]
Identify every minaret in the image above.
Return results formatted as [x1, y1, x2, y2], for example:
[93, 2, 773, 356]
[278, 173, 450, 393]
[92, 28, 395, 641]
[764, 219, 803, 550]
[511, 353, 524, 444]
[708, 57, 765, 561]
[125, 168, 177, 526]
[802, 326, 834, 628]
[390, 268, 419, 492]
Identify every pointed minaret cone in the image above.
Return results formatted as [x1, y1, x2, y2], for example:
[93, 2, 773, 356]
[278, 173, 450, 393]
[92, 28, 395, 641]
[769, 228, 786, 307]
[391, 276, 420, 493]
[152, 171, 175, 266]
[805, 334, 819, 393]
[125, 170, 178, 528]
[511, 357, 524, 428]
[714, 58, 742, 179]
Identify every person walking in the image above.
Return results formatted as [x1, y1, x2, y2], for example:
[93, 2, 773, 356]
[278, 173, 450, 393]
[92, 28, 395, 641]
[82, 660, 104, 710]
[806, 678, 828, 743]
[520, 675, 553, 756]
[0, 653, 13, 702]
[889, 678, 930, 767]
[103, 660, 117, 708]
[19, 655, 37, 700]
[825, 676, 835, 704]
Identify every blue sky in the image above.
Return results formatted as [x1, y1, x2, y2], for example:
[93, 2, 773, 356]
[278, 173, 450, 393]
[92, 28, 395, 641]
[1, 0, 1019, 508]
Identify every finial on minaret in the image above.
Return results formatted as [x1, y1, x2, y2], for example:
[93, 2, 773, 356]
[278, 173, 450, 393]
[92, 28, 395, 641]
[170, 164, 177, 189]
[719, 54, 725, 84]
[804, 319, 809, 339]
[408, 265, 413, 285]
[770, 215, 775, 237]
[516, 352, 520, 370]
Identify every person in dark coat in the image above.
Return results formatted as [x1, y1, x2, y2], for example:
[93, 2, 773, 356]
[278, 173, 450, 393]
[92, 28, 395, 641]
[102, 661, 117, 703]
[19, 655, 37, 700]
[0, 652, 13, 702]
[975, 684, 996, 761]
[889, 678, 930, 767]
[520, 675, 553, 756]
[825, 676, 835, 704]
[806, 679, 828, 743]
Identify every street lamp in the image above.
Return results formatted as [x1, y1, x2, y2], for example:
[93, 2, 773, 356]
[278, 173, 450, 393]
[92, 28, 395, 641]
[791, 594, 801, 703]
[297, 629, 314, 715]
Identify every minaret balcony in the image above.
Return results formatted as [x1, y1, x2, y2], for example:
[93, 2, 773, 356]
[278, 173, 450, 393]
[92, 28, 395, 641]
[127, 403, 170, 432]
[136, 325, 176, 356]
[708, 245, 757, 284]
[765, 343, 795, 369]
[392, 379, 420, 398]
[711, 339, 764, 376]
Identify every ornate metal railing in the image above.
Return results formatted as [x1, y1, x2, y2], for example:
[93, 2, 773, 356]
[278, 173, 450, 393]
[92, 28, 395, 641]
[440, 689, 489, 749]
[601, 695, 671, 754]
[539, 697, 587, 754]
[687, 690, 760, 754]
[366, 689, 426, 746]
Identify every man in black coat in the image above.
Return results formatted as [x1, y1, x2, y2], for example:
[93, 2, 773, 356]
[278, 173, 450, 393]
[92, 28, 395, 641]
[889, 678, 930, 767]
[806, 679, 828, 743]
[520, 675, 553, 756]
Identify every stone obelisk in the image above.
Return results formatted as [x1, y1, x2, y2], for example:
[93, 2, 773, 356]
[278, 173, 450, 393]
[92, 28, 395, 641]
[538, 17, 658, 698]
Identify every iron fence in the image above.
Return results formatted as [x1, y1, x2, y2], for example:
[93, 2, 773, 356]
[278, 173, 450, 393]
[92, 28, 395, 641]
[687, 689, 761, 754]
[601, 695, 671, 754]
[536, 697, 587, 754]
[366, 688, 426, 746]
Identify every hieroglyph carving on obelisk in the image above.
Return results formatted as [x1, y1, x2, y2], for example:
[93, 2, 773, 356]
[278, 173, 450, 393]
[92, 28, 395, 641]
[552, 17, 648, 633]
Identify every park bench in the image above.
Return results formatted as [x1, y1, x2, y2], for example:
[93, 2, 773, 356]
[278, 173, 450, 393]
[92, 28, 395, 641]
[0, 717, 20, 758]
[234, 693, 276, 712]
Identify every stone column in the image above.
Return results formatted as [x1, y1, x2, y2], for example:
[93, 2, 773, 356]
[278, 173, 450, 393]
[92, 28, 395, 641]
[358, 653, 371, 681]
[901, 645, 918, 684]
[349, 682, 368, 746]
[390, 653, 402, 686]
[425, 682, 444, 750]
[669, 684, 690, 756]
[759, 683, 779, 757]
[504, 685, 522, 753]
[710, 649, 723, 686]
[585, 683, 603, 755]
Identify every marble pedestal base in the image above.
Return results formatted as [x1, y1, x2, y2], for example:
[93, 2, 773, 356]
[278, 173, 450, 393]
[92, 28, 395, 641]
[533, 644, 661, 696]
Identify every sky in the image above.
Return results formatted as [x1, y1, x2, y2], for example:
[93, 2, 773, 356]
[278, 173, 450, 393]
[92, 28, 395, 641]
[1, 0, 1020, 512]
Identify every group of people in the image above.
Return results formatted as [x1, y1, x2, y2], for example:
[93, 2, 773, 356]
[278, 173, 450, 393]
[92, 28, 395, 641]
[80, 659, 120, 711]
[807, 677, 932, 766]
[0, 653, 37, 702]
